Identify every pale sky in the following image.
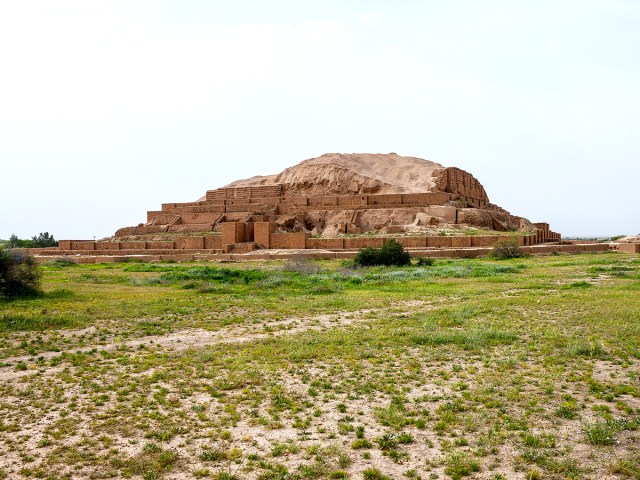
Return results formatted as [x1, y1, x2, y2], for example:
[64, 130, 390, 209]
[1, 1, 638, 240]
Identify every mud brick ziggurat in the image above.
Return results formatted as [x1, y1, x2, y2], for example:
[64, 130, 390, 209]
[39, 153, 615, 261]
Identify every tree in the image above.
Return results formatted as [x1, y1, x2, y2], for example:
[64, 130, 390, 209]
[30, 232, 58, 248]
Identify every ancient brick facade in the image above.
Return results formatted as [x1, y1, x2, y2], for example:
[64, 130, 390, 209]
[56, 182, 565, 259]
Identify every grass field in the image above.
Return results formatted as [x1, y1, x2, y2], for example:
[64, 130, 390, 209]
[1, 253, 639, 480]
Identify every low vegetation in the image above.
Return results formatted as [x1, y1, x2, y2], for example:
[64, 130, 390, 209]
[0, 252, 639, 479]
[489, 238, 524, 259]
[353, 239, 411, 267]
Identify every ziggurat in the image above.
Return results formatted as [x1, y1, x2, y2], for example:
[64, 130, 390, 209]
[38, 153, 612, 262]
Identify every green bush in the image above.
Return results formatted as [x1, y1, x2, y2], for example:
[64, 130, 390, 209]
[415, 256, 435, 266]
[0, 249, 42, 298]
[490, 239, 523, 260]
[353, 240, 411, 267]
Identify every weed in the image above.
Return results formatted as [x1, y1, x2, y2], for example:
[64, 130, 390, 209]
[351, 439, 372, 449]
[363, 468, 392, 480]
[444, 453, 481, 480]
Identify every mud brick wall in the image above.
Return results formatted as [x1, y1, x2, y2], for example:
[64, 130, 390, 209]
[175, 205, 225, 214]
[367, 194, 402, 206]
[282, 196, 309, 206]
[175, 237, 205, 249]
[275, 202, 298, 215]
[178, 213, 220, 225]
[426, 237, 453, 248]
[270, 233, 294, 249]
[225, 204, 259, 214]
[306, 238, 345, 249]
[206, 190, 226, 202]
[221, 222, 244, 245]
[145, 241, 175, 249]
[168, 225, 214, 233]
[117, 241, 144, 250]
[147, 211, 164, 221]
[450, 237, 472, 248]
[95, 242, 119, 250]
[206, 185, 283, 202]
[434, 167, 489, 206]
[254, 222, 274, 248]
[395, 237, 427, 248]
[247, 197, 281, 207]
[70, 241, 95, 251]
[336, 195, 358, 207]
[147, 212, 180, 224]
[400, 192, 451, 206]
[344, 237, 385, 249]
[585, 243, 611, 253]
[618, 243, 640, 253]
[470, 236, 497, 247]
[268, 232, 307, 249]
[308, 196, 339, 207]
[204, 235, 222, 250]
[288, 232, 308, 249]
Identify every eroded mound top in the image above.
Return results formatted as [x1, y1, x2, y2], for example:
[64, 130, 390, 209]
[227, 152, 446, 195]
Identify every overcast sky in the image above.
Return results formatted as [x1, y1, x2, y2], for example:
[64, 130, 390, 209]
[1, 0, 638, 240]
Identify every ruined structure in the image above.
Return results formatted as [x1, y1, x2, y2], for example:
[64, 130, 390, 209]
[40, 153, 592, 262]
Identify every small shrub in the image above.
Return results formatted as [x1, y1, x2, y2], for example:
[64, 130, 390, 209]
[555, 399, 578, 419]
[329, 471, 349, 479]
[201, 448, 225, 461]
[353, 240, 411, 267]
[0, 249, 42, 298]
[363, 468, 391, 480]
[282, 257, 321, 275]
[396, 432, 414, 444]
[583, 421, 618, 445]
[217, 472, 239, 480]
[351, 439, 372, 449]
[490, 239, 523, 260]
[415, 257, 435, 266]
[611, 454, 640, 478]
[375, 433, 398, 451]
[444, 453, 480, 480]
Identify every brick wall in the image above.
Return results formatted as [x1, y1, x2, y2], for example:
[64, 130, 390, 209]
[395, 237, 427, 248]
[426, 237, 452, 248]
[450, 237, 472, 248]
[254, 222, 274, 248]
[175, 237, 205, 249]
[308, 196, 339, 207]
[618, 243, 640, 253]
[204, 235, 222, 250]
[71, 241, 95, 251]
[95, 242, 119, 250]
[145, 241, 175, 249]
[344, 237, 385, 249]
[367, 194, 402, 206]
[306, 238, 345, 249]
[119, 241, 146, 250]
